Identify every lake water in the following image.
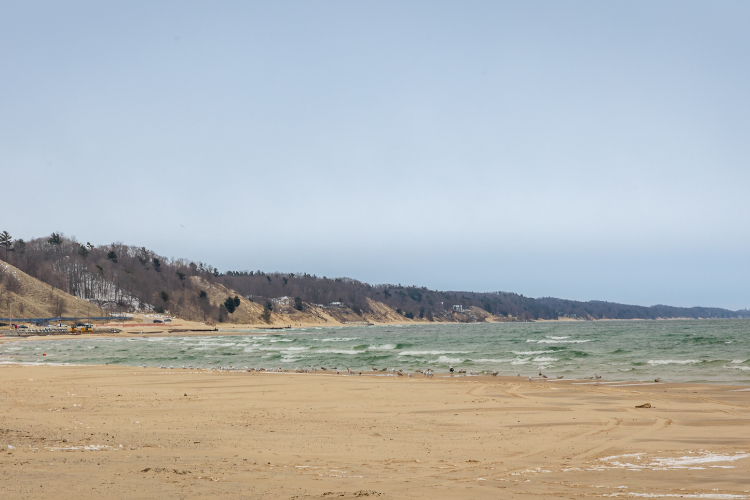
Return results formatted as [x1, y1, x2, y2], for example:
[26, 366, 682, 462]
[2, 320, 748, 384]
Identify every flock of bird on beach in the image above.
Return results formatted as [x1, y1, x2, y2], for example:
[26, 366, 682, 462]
[147, 364, 662, 382]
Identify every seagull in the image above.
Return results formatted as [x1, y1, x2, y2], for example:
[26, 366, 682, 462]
[372, 366, 377, 371]
[595, 373, 602, 379]
[449, 366, 455, 373]
[557, 375, 564, 379]
[654, 377, 661, 383]
[528, 376, 533, 381]
[492, 371, 498, 376]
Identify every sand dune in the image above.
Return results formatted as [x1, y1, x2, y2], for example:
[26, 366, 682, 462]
[0, 261, 104, 320]
[1, 365, 748, 499]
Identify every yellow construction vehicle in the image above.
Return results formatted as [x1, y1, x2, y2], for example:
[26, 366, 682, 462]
[70, 323, 95, 334]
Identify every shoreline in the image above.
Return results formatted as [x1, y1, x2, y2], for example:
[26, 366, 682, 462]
[1, 362, 748, 499]
[0, 357, 747, 387]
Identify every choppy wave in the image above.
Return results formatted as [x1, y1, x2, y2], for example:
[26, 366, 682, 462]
[369, 344, 398, 351]
[315, 349, 360, 355]
[435, 356, 464, 364]
[399, 350, 469, 356]
[648, 359, 701, 366]
[3, 320, 750, 384]
[531, 339, 593, 344]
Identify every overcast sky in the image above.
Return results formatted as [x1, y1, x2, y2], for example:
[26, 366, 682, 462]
[2, 1, 749, 309]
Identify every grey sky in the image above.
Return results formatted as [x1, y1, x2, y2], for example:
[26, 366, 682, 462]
[2, 1, 749, 309]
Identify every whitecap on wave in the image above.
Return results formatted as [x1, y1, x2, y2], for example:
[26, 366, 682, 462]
[194, 342, 237, 347]
[399, 350, 469, 356]
[315, 349, 360, 355]
[280, 357, 304, 363]
[647, 359, 701, 366]
[369, 344, 397, 351]
[534, 339, 592, 344]
[434, 355, 463, 364]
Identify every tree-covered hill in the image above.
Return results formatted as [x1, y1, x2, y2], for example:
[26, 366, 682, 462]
[0, 231, 747, 324]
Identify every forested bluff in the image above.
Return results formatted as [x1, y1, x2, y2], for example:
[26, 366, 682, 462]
[1, 231, 747, 324]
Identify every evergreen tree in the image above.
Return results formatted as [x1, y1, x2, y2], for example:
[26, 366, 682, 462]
[261, 306, 272, 324]
[48, 233, 62, 248]
[77, 245, 90, 259]
[0, 231, 12, 260]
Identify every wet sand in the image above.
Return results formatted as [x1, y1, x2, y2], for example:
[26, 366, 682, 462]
[1, 364, 748, 499]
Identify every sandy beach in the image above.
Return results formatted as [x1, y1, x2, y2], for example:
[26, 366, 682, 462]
[1, 364, 748, 499]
